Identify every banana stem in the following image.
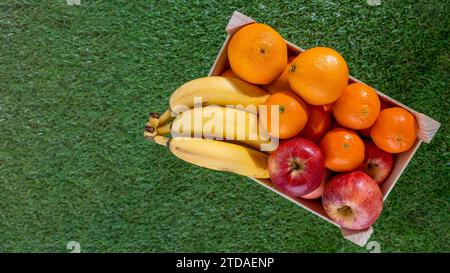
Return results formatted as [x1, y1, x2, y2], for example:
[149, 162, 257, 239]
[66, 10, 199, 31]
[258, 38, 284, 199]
[158, 109, 172, 127]
[144, 123, 157, 139]
[153, 135, 170, 147]
[157, 122, 172, 136]
[149, 112, 160, 128]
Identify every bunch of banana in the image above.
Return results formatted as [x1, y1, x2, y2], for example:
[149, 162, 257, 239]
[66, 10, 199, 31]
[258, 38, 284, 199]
[148, 76, 270, 128]
[144, 76, 275, 178]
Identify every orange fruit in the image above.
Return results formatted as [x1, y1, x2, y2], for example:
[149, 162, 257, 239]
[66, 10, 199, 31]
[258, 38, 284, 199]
[263, 56, 297, 94]
[358, 99, 390, 137]
[370, 107, 417, 153]
[228, 23, 287, 85]
[320, 128, 365, 172]
[221, 68, 239, 79]
[264, 91, 308, 139]
[333, 83, 381, 130]
[300, 105, 332, 143]
[288, 47, 349, 105]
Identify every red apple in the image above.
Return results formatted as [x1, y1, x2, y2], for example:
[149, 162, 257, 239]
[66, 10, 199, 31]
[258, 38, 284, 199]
[357, 140, 394, 184]
[329, 119, 341, 130]
[358, 126, 372, 138]
[300, 169, 332, 200]
[268, 137, 325, 197]
[322, 171, 383, 230]
[380, 99, 391, 110]
[300, 105, 332, 143]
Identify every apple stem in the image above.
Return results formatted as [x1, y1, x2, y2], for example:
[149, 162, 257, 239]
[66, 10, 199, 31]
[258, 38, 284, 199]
[289, 161, 304, 172]
[338, 206, 353, 217]
[367, 162, 378, 171]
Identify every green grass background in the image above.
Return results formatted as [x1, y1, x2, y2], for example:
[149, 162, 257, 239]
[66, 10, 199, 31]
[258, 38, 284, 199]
[1, 0, 449, 252]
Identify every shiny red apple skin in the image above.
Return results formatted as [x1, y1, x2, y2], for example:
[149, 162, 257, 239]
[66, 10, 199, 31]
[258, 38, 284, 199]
[357, 140, 394, 184]
[268, 137, 325, 197]
[300, 169, 331, 200]
[322, 171, 383, 230]
[300, 105, 332, 143]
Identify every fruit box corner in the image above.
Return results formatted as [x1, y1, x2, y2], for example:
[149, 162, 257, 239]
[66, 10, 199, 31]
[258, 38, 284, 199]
[208, 11, 441, 247]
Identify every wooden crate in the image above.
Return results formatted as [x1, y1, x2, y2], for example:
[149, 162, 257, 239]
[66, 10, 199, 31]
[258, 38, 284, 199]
[208, 11, 441, 246]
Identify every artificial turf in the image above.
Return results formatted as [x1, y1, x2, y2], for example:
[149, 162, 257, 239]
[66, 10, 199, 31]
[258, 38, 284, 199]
[0, 0, 449, 252]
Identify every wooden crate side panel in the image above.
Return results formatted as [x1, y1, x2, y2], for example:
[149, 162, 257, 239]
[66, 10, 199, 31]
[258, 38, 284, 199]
[249, 178, 338, 227]
[209, 35, 231, 76]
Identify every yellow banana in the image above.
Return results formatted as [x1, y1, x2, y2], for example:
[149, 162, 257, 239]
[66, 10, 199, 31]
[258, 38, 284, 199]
[157, 76, 270, 125]
[170, 106, 277, 152]
[152, 135, 270, 178]
[170, 76, 269, 111]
